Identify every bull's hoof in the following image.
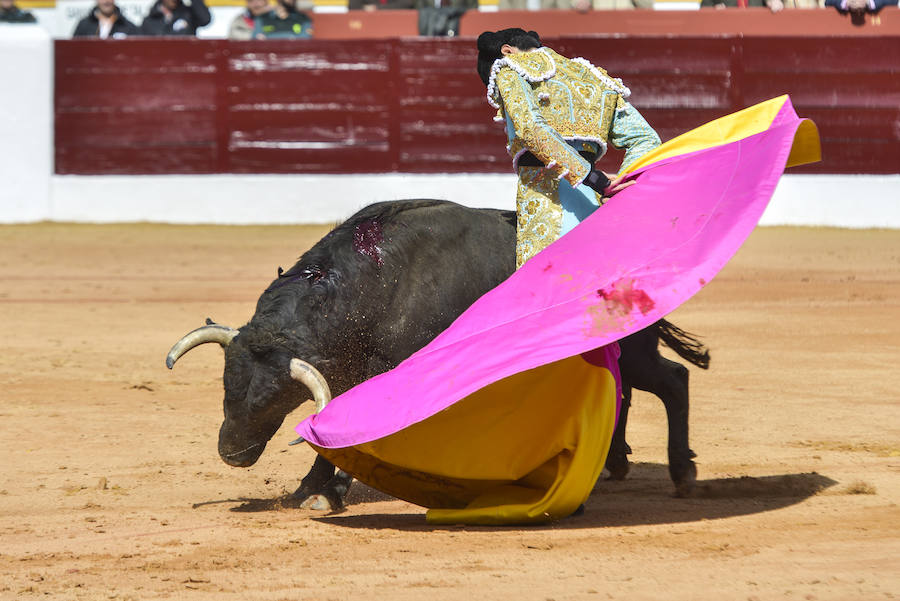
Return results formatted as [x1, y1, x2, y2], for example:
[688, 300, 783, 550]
[671, 460, 697, 498]
[604, 454, 630, 481]
[299, 494, 336, 511]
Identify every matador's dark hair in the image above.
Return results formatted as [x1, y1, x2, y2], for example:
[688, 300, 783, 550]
[476, 28, 542, 87]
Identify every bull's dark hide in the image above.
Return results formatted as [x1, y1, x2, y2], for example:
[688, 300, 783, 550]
[217, 199, 516, 468]
[174, 198, 706, 506]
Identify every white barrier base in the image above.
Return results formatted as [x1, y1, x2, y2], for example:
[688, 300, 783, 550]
[31, 173, 899, 228]
[48, 173, 518, 224]
[0, 25, 52, 223]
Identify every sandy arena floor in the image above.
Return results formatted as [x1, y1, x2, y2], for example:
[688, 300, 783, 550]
[1, 222, 898, 600]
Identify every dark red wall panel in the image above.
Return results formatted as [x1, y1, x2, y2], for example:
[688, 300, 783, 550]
[222, 41, 396, 173]
[54, 36, 900, 176]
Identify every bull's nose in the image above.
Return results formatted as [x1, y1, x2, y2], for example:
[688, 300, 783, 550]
[219, 442, 264, 467]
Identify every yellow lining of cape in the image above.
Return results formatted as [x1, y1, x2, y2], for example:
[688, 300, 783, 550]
[311, 355, 617, 525]
[622, 95, 821, 175]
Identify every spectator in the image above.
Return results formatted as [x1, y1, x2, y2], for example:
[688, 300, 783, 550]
[0, 0, 36, 22]
[415, 0, 476, 36]
[349, 0, 479, 11]
[413, 0, 475, 5]
[498, 0, 651, 9]
[594, 0, 654, 7]
[73, 0, 140, 38]
[349, 0, 414, 9]
[229, 0, 273, 40]
[141, 0, 211, 36]
[251, 0, 312, 38]
[826, 0, 897, 23]
[700, 0, 789, 11]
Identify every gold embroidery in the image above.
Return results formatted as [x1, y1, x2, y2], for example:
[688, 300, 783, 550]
[496, 69, 590, 186]
[515, 167, 562, 269]
[513, 50, 555, 79]
[496, 48, 621, 146]
[494, 48, 661, 269]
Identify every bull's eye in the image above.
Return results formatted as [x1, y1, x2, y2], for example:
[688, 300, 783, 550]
[301, 266, 325, 283]
[248, 342, 274, 357]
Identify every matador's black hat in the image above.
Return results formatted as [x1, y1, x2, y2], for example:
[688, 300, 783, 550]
[476, 28, 542, 87]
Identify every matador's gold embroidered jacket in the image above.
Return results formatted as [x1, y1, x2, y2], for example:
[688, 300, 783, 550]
[487, 47, 661, 268]
[487, 47, 661, 185]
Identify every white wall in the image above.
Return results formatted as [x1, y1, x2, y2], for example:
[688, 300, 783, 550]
[42, 173, 900, 227]
[0, 25, 53, 223]
[761, 175, 900, 229]
[48, 173, 519, 224]
[1, 29, 897, 228]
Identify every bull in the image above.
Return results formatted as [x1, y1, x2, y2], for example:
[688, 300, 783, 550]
[167, 199, 709, 510]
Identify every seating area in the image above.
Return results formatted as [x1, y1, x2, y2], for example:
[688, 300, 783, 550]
[5, 0, 898, 39]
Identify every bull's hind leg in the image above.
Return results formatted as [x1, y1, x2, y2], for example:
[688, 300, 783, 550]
[605, 382, 633, 481]
[618, 328, 697, 497]
[633, 356, 696, 497]
[291, 455, 353, 511]
[655, 357, 696, 497]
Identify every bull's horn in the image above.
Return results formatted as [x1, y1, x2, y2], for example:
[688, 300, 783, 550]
[166, 324, 239, 369]
[289, 358, 331, 413]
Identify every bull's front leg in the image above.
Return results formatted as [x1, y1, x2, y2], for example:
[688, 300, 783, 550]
[291, 454, 353, 511]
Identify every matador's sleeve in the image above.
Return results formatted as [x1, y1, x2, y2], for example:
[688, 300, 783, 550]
[609, 99, 662, 174]
[495, 68, 591, 187]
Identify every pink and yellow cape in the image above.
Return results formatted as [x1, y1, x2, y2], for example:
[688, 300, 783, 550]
[295, 95, 821, 525]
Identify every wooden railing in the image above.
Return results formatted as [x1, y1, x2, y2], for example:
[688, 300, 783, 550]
[55, 35, 900, 175]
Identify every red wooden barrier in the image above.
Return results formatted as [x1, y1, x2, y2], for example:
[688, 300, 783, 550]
[54, 36, 900, 175]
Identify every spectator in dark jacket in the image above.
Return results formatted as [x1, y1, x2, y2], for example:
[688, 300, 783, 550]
[140, 0, 211, 36]
[700, 0, 787, 10]
[228, 0, 273, 40]
[251, 0, 311, 38]
[349, 0, 414, 9]
[826, 0, 897, 13]
[0, 0, 36, 22]
[73, 0, 140, 38]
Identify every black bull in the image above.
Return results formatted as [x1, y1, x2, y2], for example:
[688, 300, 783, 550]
[167, 199, 710, 509]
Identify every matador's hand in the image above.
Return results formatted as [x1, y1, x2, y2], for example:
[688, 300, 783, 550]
[583, 169, 611, 195]
[602, 172, 637, 197]
[584, 170, 637, 200]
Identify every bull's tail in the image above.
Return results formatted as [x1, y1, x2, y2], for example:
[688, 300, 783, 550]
[657, 319, 710, 370]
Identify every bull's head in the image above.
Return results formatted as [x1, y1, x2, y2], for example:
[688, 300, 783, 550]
[166, 319, 330, 467]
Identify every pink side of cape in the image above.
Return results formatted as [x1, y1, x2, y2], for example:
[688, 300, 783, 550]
[296, 99, 806, 449]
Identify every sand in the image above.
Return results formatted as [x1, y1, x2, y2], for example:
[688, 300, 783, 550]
[1, 222, 898, 600]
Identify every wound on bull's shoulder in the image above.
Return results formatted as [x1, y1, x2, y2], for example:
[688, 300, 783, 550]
[353, 219, 384, 267]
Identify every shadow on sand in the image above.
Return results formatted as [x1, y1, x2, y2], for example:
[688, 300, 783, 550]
[191, 477, 396, 513]
[318, 464, 837, 531]
[193, 463, 837, 529]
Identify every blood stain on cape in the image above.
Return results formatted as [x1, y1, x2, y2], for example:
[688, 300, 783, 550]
[353, 219, 384, 266]
[597, 279, 656, 317]
[584, 279, 657, 337]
